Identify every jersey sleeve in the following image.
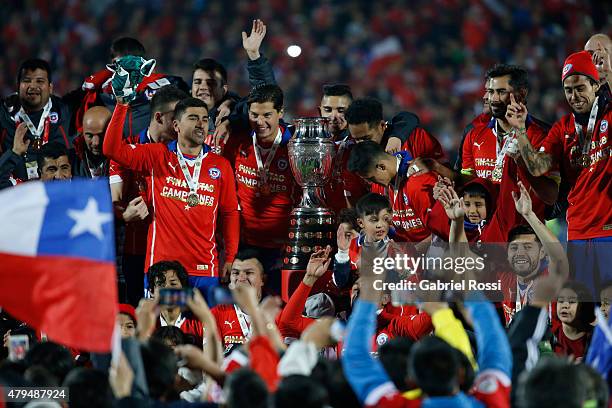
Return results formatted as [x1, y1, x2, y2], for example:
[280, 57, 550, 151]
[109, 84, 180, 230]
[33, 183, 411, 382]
[102, 103, 160, 172]
[409, 127, 445, 161]
[219, 158, 240, 264]
[386, 312, 433, 340]
[461, 128, 476, 175]
[406, 172, 437, 221]
[276, 281, 315, 338]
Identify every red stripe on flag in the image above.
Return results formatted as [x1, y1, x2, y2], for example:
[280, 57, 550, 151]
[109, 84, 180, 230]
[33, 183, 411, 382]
[0, 253, 118, 352]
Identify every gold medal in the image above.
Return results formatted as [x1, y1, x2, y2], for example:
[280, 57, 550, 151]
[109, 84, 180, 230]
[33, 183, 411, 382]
[187, 193, 199, 207]
[492, 166, 503, 182]
[579, 153, 591, 168]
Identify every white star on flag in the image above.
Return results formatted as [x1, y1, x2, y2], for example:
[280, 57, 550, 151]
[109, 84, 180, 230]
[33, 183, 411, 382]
[67, 197, 113, 240]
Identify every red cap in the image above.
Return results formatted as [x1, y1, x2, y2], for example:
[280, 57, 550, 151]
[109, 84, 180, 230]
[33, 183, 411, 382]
[118, 303, 137, 323]
[562, 50, 599, 83]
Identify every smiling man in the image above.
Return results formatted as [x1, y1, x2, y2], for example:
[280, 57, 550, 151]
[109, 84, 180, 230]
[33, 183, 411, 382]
[0, 59, 73, 181]
[511, 50, 611, 295]
[210, 249, 266, 354]
[104, 97, 240, 296]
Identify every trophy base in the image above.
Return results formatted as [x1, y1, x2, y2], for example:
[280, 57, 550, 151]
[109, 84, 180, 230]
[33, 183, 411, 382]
[283, 207, 336, 271]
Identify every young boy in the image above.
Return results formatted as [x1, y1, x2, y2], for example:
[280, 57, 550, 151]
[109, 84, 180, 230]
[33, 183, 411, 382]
[333, 193, 393, 289]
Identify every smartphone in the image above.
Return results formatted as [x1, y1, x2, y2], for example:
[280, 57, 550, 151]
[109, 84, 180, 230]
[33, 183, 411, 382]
[209, 286, 234, 307]
[158, 288, 194, 307]
[8, 334, 29, 361]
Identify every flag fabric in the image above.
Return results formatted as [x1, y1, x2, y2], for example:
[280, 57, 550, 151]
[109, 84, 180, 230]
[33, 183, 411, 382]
[0, 178, 117, 352]
[586, 307, 612, 381]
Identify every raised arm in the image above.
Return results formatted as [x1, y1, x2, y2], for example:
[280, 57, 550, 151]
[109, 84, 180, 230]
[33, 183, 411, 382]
[102, 103, 156, 172]
[512, 181, 569, 282]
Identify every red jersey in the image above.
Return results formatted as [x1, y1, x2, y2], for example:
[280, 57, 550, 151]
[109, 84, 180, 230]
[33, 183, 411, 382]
[103, 104, 240, 277]
[399, 127, 446, 162]
[552, 324, 591, 361]
[368, 370, 511, 408]
[371, 168, 437, 242]
[224, 127, 297, 248]
[539, 106, 612, 240]
[462, 117, 550, 220]
[212, 304, 251, 353]
[157, 312, 204, 345]
[109, 128, 153, 256]
[325, 137, 369, 213]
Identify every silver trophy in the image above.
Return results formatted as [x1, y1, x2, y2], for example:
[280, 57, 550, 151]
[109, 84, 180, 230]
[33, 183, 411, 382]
[283, 118, 336, 271]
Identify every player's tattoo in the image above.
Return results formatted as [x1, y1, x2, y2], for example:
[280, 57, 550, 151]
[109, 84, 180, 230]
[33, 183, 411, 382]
[515, 127, 552, 176]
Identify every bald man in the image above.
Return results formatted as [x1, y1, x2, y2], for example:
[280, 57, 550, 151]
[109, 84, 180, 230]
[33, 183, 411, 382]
[585, 33, 612, 90]
[73, 106, 112, 178]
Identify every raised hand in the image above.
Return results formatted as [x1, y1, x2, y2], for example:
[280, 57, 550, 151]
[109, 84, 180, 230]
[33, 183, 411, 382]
[336, 223, 351, 251]
[512, 181, 533, 217]
[592, 41, 612, 79]
[437, 185, 465, 221]
[385, 136, 402, 154]
[304, 245, 332, 287]
[505, 93, 528, 130]
[242, 19, 267, 61]
[12, 123, 31, 156]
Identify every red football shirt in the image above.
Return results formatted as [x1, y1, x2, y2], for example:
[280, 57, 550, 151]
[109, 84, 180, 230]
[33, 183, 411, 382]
[399, 127, 446, 162]
[325, 138, 369, 214]
[212, 304, 251, 351]
[371, 172, 437, 242]
[103, 104, 240, 277]
[539, 107, 612, 240]
[224, 127, 298, 248]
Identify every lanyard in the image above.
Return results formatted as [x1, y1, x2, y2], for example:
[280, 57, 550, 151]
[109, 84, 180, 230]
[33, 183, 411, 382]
[234, 305, 252, 339]
[492, 120, 514, 168]
[573, 96, 599, 156]
[176, 144, 205, 196]
[17, 98, 52, 138]
[515, 280, 535, 314]
[252, 129, 282, 184]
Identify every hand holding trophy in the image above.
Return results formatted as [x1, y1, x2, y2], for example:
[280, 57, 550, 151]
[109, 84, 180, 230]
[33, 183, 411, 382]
[107, 55, 156, 103]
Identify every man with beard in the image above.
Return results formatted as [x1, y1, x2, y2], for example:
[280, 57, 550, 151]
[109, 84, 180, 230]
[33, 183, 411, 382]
[511, 50, 612, 294]
[499, 182, 570, 325]
[104, 97, 240, 295]
[585, 33, 612, 92]
[461, 64, 557, 219]
[0, 59, 74, 181]
[72, 106, 112, 178]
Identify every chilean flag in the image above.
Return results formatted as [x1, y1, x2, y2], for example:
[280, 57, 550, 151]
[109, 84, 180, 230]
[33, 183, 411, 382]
[0, 179, 117, 352]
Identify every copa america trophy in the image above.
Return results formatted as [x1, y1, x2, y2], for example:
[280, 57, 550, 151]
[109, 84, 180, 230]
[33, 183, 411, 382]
[283, 118, 336, 280]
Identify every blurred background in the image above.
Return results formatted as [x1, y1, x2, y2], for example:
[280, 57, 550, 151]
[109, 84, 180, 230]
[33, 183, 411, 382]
[1, 0, 610, 162]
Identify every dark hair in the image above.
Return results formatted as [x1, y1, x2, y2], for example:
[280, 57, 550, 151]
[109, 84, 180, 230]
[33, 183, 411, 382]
[193, 58, 228, 84]
[63, 368, 114, 408]
[517, 356, 587, 408]
[409, 336, 459, 397]
[508, 224, 541, 245]
[355, 193, 392, 218]
[322, 84, 353, 100]
[347, 140, 386, 175]
[274, 375, 329, 408]
[462, 182, 489, 200]
[309, 359, 360, 408]
[600, 280, 612, 294]
[173, 97, 208, 121]
[345, 97, 383, 127]
[18, 58, 52, 84]
[486, 64, 530, 93]
[234, 248, 265, 275]
[147, 260, 189, 293]
[338, 208, 361, 233]
[152, 326, 188, 347]
[141, 339, 178, 400]
[150, 86, 189, 115]
[559, 281, 596, 330]
[247, 84, 284, 111]
[111, 37, 146, 59]
[580, 364, 609, 408]
[37, 142, 70, 170]
[25, 342, 73, 385]
[225, 368, 269, 408]
[379, 337, 414, 391]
